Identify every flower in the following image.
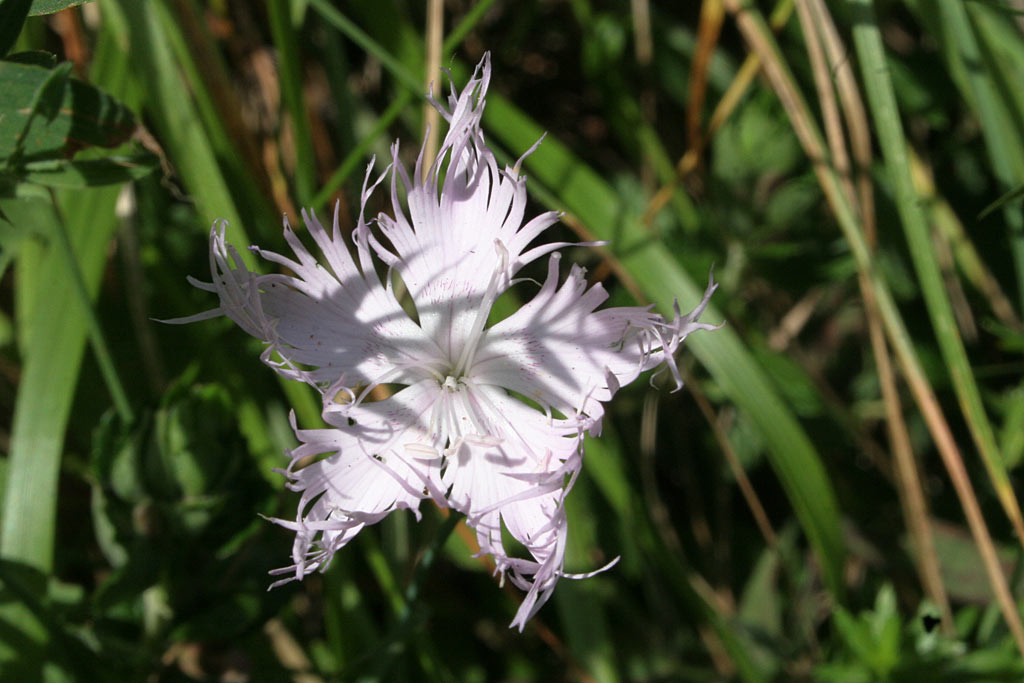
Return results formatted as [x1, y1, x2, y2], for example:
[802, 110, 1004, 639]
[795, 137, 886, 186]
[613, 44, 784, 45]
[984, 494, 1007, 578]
[173, 53, 717, 630]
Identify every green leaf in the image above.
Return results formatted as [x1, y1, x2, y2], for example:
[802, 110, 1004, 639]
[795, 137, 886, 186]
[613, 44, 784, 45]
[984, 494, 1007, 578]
[25, 60, 72, 123]
[0, 190, 121, 570]
[28, 0, 91, 15]
[0, 0, 32, 57]
[20, 153, 158, 187]
[3, 49, 56, 67]
[832, 608, 879, 673]
[0, 188, 121, 678]
[0, 60, 135, 162]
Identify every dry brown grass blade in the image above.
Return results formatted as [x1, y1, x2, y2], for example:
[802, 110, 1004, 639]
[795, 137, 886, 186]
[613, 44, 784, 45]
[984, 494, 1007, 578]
[688, 0, 725, 152]
[630, 0, 653, 65]
[643, 0, 795, 226]
[794, 0, 854, 206]
[688, 377, 778, 548]
[723, 0, 1024, 652]
[806, 0, 875, 244]
[797, 0, 953, 632]
[422, 0, 444, 176]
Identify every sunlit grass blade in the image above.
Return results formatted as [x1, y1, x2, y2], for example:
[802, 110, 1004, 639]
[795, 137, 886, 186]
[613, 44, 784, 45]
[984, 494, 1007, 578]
[103, 0, 252, 257]
[849, 0, 1024, 655]
[849, 0, 1024, 550]
[0, 192, 119, 569]
[102, 0, 321, 428]
[159, 0, 286, 236]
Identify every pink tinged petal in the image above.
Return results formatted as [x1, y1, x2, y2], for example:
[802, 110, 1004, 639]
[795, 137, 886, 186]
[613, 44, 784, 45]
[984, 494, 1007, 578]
[365, 54, 568, 364]
[472, 254, 718, 431]
[268, 380, 445, 582]
[180, 168, 445, 391]
[438, 382, 584, 630]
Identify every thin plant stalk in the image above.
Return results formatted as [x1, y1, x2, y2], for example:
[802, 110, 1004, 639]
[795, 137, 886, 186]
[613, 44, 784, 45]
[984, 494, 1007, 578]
[688, 378, 778, 548]
[847, 0, 1024, 549]
[909, 148, 1023, 330]
[51, 195, 134, 424]
[806, 0, 875, 242]
[644, 0, 794, 226]
[422, 0, 443, 176]
[723, 0, 1024, 653]
[310, 0, 499, 206]
[797, 0, 952, 631]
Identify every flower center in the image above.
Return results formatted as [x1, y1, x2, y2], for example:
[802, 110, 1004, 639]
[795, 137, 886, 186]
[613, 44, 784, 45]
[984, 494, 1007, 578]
[442, 375, 461, 392]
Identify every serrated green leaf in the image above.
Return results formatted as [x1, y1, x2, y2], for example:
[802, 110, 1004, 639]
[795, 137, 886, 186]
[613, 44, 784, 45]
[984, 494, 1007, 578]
[0, 60, 135, 162]
[21, 153, 157, 187]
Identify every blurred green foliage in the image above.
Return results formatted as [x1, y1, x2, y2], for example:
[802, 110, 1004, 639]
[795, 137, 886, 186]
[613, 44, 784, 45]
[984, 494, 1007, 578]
[2, 0, 1024, 680]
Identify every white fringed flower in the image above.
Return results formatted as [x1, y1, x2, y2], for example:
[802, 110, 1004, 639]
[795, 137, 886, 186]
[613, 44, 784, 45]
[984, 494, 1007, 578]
[173, 53, 717, 630]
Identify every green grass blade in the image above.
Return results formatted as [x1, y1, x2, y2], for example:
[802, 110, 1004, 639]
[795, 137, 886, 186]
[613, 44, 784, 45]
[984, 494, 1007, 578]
[103, 0, 252, 260]
[49, 195, 132, 422]
[268, 0, 317, 205]
[307, 0, 421, 94]
[0, 10, 132, 573]
[309, 0, 499, 209]
[0, 190, 120, 570]
[849, 0, 1024, 544]
[157, 0, 281, 242]
[103, 0, 322, 429]
[918, 0, 1024, 311]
